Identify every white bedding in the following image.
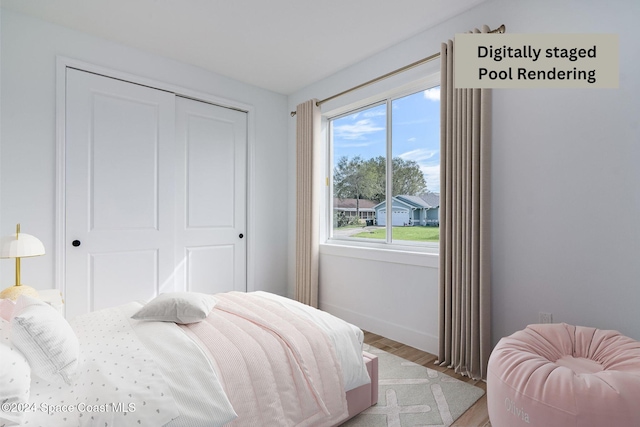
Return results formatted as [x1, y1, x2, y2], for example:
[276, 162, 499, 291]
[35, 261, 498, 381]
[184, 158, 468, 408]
[13, 291, 368, 427]
[124, 302, 237, 427]
[23, 303, 236, 427]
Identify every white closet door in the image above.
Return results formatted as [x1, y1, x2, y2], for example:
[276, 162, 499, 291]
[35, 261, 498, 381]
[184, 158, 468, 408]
[174, 97, 247, 294]
[65, 69, 176, 319]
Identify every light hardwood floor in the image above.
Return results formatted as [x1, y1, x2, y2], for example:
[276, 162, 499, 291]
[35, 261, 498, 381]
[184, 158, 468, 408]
[363, 331, 491, 427]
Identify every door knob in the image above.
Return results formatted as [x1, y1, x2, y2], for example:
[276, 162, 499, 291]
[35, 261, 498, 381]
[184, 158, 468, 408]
[239, 233, 244, 239]
[72, 240, 81, 247]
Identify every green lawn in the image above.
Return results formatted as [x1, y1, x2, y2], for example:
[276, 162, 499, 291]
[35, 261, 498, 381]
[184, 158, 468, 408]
[351, 226, 439, 242]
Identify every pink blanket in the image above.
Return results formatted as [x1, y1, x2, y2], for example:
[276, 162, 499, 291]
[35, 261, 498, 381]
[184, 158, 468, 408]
[180, 292, 349, 426]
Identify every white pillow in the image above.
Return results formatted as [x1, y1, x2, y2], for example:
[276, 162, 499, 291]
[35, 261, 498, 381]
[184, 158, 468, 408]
[10, 295, 79, 385]
[0, 319, 31, 427]
[131, 292, 217, 324]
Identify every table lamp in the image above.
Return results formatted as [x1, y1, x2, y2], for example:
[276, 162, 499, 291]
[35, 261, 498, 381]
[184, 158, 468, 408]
[0, 224, 45, 300]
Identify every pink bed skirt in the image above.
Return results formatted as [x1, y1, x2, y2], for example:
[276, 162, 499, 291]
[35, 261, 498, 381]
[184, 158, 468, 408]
[337, 351, 378, 425]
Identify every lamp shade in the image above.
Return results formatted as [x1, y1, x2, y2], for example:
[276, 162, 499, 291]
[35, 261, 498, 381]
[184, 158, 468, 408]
[0, 232, 45, 258]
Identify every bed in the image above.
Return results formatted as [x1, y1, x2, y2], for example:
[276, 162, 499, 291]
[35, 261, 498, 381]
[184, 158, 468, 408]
[0, 291, 378, 427]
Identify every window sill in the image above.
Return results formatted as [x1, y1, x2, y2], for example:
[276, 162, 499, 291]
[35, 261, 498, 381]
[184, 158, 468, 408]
[320, 240, 439, 268]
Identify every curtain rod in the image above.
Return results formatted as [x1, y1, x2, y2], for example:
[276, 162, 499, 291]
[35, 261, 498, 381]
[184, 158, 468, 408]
[290, 24, 505, 117]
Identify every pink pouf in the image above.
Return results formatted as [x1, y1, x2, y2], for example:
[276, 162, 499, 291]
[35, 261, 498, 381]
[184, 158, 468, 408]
[487, 323, 640, 427]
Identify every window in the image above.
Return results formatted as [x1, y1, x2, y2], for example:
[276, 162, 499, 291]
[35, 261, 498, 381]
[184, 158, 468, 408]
[328, 85, 440, 248]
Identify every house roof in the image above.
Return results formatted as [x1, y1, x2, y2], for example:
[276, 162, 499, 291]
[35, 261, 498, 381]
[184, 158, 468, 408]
[396, 195, 431, 208]
[373, 194, 440, 210]
[419, 192, 440, 208]
[372, 197, 414, 210]
[333, 198, 377, 210]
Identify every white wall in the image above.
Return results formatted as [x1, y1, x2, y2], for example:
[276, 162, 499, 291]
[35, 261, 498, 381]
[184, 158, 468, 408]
[0, 7, 2, 283]
[288, 0, 640, 353]
[0, 9, 289, 296]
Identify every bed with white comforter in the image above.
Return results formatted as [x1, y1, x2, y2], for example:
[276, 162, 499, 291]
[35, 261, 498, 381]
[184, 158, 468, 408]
[0, 291, 371, 427]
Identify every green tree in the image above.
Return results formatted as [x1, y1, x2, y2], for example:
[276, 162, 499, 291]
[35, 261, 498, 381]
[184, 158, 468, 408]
[391, 157, 427, 196]
[334, 155, 428, 223]
[348, 156, 427, 203]
[333, 156, 374, 222]
[362, 156, 386, 203]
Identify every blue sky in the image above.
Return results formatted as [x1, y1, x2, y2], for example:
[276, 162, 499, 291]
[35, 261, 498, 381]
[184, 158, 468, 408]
[332, 87, 441, 193]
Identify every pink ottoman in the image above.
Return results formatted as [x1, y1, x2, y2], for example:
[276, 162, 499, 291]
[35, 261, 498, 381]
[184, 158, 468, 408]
[487, 323, 640, 427]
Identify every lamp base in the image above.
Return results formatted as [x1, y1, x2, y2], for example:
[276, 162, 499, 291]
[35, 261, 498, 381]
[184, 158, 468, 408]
[0, 285, 40, 301]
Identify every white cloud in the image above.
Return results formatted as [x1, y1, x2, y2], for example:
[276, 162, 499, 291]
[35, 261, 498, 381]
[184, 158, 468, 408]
[423, 87, 440, 102]
[333, 119, 384, 140]
[398, 148, 438, 163]
[362, 109, 386, 118]
[407, 137, 417, 142]
[421, 165, 441, 193]
[399, 149, 440, 192]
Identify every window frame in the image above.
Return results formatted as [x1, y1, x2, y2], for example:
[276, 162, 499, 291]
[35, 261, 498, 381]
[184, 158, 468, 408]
[323, 74, 441, 255]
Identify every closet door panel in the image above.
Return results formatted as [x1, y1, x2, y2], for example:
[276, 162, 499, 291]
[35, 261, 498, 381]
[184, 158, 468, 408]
[185, 245, 234, 294]
[90, 250, 158, 311]
[185, 114, 235, 228]
[175, 97, 247, 294]
[65, 68, 176, 319]
[91, 94, 160, 230]
[64, 70, 247, 318]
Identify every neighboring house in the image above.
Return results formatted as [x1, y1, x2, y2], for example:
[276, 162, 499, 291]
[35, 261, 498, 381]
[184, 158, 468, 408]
[374, 194, 440, 226]
[333, 198, 377, 222]
[419, 192, 440, 226]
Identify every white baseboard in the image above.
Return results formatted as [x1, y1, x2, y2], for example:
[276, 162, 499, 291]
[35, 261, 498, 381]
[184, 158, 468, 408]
[320, 301, 439, 355]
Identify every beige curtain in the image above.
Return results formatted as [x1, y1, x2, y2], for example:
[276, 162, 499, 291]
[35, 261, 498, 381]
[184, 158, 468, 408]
[295, 99, 321, 308]
[438, 26, 492, 380]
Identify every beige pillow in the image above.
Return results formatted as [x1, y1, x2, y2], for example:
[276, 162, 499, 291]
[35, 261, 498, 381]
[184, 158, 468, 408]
[132, 292, 217, 324]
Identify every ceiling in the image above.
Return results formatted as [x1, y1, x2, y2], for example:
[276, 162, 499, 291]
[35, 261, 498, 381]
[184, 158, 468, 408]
[1, 0, 485, 94]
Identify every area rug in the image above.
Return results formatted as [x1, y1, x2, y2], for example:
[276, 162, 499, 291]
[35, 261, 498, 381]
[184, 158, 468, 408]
[341, 344, 485, 427]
